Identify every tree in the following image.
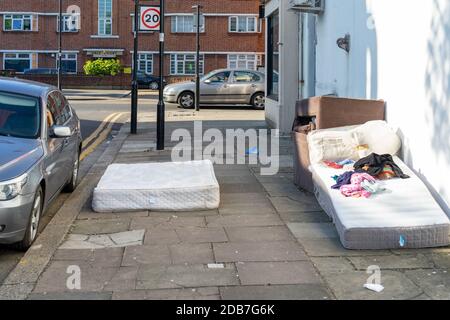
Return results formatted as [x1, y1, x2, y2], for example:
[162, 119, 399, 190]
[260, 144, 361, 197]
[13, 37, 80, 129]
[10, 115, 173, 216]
[83, 59, 122, 76]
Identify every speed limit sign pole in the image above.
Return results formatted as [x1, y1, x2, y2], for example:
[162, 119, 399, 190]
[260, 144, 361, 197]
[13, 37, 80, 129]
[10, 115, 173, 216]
[156, 0, 165, 150]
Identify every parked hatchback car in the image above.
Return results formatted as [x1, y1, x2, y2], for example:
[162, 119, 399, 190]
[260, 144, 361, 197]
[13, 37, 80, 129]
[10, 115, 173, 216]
[0, 77, 82, 249]
[137, 72, 166, 90]
[163, 69, 265, 109]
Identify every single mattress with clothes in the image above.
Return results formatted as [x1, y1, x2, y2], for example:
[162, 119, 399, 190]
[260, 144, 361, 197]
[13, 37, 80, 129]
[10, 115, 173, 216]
[307, 120, 450, 250]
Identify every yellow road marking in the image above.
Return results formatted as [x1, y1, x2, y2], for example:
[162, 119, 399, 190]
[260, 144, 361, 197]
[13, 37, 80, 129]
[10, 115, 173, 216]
[80, 112, 125, 161]
[81, 112, 119, 148]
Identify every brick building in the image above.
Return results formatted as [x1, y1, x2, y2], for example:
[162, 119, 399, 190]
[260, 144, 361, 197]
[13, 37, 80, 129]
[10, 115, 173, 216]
[0, 0, 265, 80]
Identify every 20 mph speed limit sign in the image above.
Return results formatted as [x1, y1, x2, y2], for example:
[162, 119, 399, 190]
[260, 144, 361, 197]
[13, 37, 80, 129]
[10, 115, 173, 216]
[139, 6, 161, 32]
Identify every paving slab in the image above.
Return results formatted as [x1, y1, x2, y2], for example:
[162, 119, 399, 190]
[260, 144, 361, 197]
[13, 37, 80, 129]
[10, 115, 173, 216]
[311, 257, 356, 274]
[279, 211, 331, 223]
[149, 210, 219, 218]
[236, 261, 322, 285]
[348, 254, 433, 270]
[428, 253, 450, 269]
[59, 230, 145, 249]
[220, 284, 331, 300]
[405, 269, 450, 300]
[103, 267, 138, 292]
[130, 216, 206, 230]
[137, 264, 239, 290]
[71, 218, 130, 235]
[175, 227, 228, 243]
[77, 211, 148, 220]
[220, 182, 265, 194]
[323, 270, 422, 300]
[144, 228, 181, 245]
[27, 292, 112, 300]
[33, 261, 118, 293]
[169, 243, 215, 265]
[53, 248, 124, 268]
[225, 226, 295, 242]
[122, 245, 171, 267]
[206, 214, 283, 228]
[300, 238, 391, 257]
[287, 223, 338, 239]
[213, 241, 308, 262]
[261, 182, 306, 197]
[112, 287, 220, 300]
[269, 196, 323, 213]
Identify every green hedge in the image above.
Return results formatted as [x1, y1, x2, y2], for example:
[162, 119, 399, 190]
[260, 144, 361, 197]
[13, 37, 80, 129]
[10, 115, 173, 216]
[83, 59, 122, 76]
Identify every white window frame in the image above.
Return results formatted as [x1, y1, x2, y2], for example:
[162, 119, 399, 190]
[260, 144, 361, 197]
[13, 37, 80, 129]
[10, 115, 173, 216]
[98, 0, 113, 35]
[228, 16, 258, 33]
[137, 53, 154, 74]
[3, 53, 32, 73]
[56, 53, 78, 74]
[170, 54, 204, 75]
[171, 15, 205, 33]
[228, 54, 260, 70]
[57, 14, 80, 32]
[3, 14, 34, 31]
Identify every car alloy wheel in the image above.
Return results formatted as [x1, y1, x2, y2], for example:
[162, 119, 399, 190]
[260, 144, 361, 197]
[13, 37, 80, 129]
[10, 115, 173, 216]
[16, 186, 43, 250]
[29, 190, 42, 242]
[64, 152, 80, 192]
[252, 93, 265, 109]
[149, 82, 159, 90]
[180, 92, 194, 108]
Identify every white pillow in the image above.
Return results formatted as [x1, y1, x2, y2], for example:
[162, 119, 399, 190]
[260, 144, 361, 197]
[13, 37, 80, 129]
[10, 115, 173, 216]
[307, 126, 360, 164]
[351, 120, 401, 156]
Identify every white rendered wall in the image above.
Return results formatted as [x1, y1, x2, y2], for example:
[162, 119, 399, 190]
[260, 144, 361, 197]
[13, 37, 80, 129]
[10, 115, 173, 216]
[314, 0, 450, 214]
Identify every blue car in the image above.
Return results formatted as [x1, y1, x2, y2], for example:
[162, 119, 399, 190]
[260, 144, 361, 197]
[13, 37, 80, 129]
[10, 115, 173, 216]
[0, 78, 82, 250]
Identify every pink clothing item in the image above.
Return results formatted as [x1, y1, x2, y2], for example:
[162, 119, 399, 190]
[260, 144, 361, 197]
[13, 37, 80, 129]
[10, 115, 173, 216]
[340, 173, 376, 198]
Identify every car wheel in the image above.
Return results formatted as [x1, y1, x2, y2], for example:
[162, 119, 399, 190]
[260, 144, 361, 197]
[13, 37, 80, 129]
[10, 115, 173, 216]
[251, 92, 265, 110]
[149, 81, 159, 90]
[64, 150, 80, 193]
[178, 92, 195, 108]
[15, 186, 43, 251]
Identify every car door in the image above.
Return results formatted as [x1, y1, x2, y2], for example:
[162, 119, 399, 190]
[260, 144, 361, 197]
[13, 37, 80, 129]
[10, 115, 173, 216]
[200, 71, 232, 104]
[228, 71, 263, 104]
[57, 92, 78, 173]
[44, 91, 67, 199]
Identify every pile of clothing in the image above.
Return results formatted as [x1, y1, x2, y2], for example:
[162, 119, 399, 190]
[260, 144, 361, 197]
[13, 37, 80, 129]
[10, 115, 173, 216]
[326, 153, 410, 198]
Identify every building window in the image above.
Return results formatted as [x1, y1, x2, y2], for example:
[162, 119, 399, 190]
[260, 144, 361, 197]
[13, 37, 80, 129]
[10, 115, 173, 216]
[137, 53, 153, 74]
[229, 16, 257, 33]
[58, 54, 77, 73]
[3, 14, 33, 31]
[228, 54, 261, 70]
[57, 15, 79, 32]
[3, 53, 32, 73]
[171, 15, 205, 33]
[170, 54, 204, 75]
[267, 11, 279, 101]
[98, 0, 112, 35]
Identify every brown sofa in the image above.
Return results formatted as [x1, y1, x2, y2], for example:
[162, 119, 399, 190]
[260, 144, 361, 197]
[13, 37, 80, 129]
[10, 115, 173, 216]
[292, 96, 386, 192]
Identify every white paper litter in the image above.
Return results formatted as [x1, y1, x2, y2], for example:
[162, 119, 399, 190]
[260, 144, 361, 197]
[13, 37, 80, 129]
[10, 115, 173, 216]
[207, 263, 225, 269]
[363, 283, 384, 293]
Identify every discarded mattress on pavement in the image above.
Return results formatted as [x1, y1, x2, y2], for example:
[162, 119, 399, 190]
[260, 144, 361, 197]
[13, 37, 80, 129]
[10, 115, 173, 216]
[307, 121, 450, 249]
[92, 160, 220, 212]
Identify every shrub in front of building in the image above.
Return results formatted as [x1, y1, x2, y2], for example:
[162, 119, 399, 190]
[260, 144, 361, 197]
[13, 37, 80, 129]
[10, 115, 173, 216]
[83, 59, 122, 76]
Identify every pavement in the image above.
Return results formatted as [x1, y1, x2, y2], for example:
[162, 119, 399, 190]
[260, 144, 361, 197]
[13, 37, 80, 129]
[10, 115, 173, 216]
[1, 106, 450, 300]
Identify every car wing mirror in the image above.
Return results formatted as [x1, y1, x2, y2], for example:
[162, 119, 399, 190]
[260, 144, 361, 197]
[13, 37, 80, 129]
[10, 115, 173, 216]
[204, 79, 212, 84]
[51, 125, 72, 138]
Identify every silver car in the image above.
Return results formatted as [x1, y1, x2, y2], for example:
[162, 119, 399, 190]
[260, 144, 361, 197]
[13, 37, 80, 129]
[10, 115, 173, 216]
[163, 69, 265, 109]
[0, 78, 82, 250]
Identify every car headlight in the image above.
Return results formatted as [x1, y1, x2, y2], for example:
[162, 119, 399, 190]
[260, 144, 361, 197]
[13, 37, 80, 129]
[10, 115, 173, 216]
[0, 174, 28, 201]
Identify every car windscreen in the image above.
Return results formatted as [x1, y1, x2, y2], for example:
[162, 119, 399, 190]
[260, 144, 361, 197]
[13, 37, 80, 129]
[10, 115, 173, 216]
[0, 91, 40, 139]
